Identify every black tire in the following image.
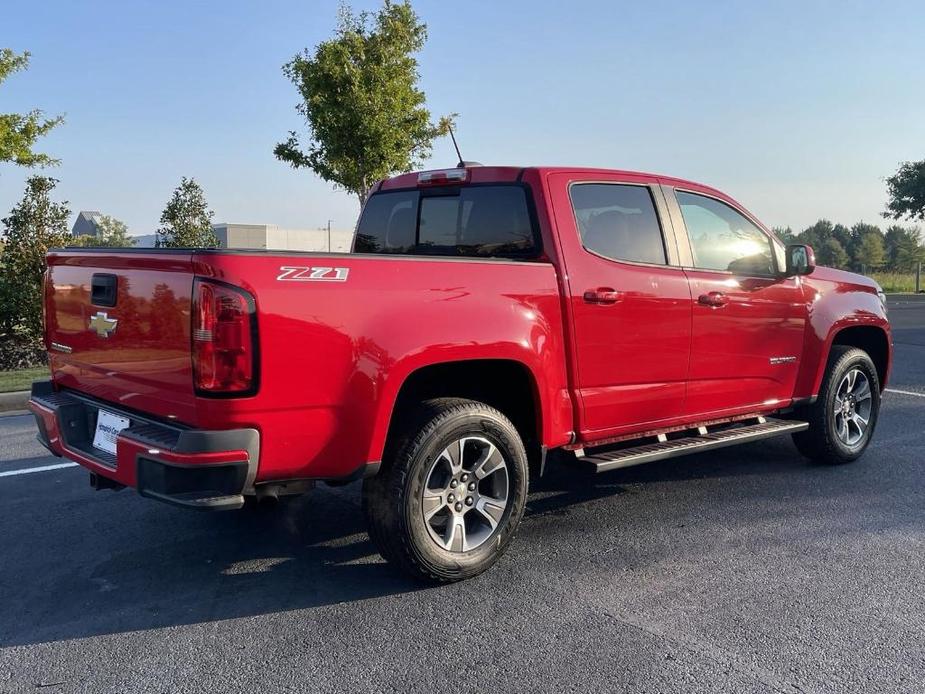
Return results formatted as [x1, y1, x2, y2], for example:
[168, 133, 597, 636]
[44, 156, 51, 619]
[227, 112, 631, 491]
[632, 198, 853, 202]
[792, 346, 881, 464]
[362, 398, 529, 583]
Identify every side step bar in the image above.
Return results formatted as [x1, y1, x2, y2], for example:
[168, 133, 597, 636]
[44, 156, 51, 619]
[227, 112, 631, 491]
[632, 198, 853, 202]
[583, 417, 809, 473]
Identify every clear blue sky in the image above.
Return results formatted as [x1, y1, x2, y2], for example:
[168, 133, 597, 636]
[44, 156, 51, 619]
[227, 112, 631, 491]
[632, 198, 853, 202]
[2, 0, 923, 235]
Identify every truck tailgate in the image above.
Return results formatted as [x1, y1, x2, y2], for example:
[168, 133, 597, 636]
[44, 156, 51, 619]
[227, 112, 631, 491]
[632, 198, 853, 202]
[45, 250, 197, 423]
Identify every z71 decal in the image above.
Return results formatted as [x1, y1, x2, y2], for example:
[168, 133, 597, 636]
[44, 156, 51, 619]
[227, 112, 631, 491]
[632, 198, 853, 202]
[277, 266, 349, 282]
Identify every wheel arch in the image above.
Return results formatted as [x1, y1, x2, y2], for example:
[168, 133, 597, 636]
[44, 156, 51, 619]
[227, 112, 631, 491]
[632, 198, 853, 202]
[831, 325, 890, 390]
[819, 325, 891, 394]
[372, 358, 548, 476]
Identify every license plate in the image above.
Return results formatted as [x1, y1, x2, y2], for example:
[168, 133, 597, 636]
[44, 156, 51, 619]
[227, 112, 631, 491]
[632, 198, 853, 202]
[93, 409, 130, 455]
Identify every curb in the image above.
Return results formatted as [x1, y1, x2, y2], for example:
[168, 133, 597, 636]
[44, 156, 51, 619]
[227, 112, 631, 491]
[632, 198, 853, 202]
[0, 390, 29, 413]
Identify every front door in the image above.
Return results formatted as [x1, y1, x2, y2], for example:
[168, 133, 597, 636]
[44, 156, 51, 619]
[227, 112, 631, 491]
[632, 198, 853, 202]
[548, 173, 693, 441]
[667, 187, 807, 418]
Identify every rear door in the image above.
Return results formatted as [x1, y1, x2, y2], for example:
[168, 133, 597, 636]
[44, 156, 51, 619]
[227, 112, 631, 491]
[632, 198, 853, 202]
[663, 186, 807, 417]
[548, 172, 693, 441]
[45, 250, 198, 422]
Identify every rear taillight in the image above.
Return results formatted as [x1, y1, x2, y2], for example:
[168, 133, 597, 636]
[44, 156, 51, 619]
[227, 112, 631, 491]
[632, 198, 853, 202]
[192, 280, 257, 395]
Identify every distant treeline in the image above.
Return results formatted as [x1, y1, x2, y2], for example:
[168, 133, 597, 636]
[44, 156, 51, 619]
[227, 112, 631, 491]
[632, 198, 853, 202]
[772, 221, 923, 273]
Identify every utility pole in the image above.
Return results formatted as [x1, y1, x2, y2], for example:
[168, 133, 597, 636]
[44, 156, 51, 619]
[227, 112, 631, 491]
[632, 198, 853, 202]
[916, 261, 922, 293]
[319, 219, 333, 251]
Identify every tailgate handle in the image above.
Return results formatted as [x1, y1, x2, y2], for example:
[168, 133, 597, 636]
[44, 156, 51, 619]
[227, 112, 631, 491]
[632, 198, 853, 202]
[91, 274, 118, 307]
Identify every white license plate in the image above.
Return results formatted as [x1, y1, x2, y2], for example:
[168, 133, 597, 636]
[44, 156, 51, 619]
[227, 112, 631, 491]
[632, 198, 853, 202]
[92, 409, 130, 455]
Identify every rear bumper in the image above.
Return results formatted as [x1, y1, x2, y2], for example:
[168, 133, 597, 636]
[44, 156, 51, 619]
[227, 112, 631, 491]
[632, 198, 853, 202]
[28, 381, 259, 511]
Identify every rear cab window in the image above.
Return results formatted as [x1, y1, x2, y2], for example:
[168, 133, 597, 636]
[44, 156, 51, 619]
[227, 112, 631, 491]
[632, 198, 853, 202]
[353, 185, 539, 259]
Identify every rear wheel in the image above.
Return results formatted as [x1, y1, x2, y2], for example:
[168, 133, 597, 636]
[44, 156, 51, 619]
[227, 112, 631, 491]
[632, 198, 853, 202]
[362, 398, 529, 583]
[792, 346, 881, 464]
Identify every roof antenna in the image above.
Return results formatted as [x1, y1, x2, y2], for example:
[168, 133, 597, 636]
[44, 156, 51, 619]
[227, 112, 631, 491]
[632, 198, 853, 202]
[447, 122, 481, 168]
[448, 122, 464, 167]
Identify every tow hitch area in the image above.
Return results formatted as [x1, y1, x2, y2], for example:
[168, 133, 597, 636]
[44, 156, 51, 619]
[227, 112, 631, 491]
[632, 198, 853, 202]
[89, 472, 126, 492]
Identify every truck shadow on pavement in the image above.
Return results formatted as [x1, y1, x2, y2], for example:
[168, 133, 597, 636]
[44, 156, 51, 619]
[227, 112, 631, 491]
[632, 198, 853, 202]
[525, 436, 807, 518]
[0, 437, 831, 647]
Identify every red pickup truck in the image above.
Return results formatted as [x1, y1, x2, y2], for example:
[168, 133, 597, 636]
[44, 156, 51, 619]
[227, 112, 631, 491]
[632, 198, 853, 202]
[30, 165, 892, 582]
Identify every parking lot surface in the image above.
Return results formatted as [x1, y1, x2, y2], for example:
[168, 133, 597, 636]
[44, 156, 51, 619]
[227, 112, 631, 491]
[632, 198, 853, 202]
[1, 296, 923, 693]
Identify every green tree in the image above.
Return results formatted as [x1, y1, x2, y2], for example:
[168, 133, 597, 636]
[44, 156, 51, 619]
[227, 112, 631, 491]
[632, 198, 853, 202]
[851, 223, 879, 267]
[72, 214, 137, 248]
[818, 237, 849, 268]
[0, 49, 64, 168]
[854, 231, 886, 272]
[275, 1, 454, 206]
[771, 226, 795, 244]
[847, 222, 882, 270]
[884, 225, 924, 271]
[95, 214, 135, 247]
[884, 159, 925, 222]
[796, 219, 834, 251]
[0, 176, 71, 338]
[155, 177, 219, 248]
[831, 223, 854, 260]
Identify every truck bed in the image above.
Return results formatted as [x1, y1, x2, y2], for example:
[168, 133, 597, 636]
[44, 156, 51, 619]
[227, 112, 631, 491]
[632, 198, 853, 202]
[43, 248, 572, 483]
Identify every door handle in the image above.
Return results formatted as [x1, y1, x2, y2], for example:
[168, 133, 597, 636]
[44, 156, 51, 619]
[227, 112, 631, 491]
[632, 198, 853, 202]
[583, 288, 622, 304]
[698, 291, 728, 308]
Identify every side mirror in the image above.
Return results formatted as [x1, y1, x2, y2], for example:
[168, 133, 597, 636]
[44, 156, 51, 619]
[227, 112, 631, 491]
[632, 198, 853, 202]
[785, 244, 815, 276]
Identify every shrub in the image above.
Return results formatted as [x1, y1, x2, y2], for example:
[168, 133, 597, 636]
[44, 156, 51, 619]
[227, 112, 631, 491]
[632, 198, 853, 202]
[0, 335, 47, 370]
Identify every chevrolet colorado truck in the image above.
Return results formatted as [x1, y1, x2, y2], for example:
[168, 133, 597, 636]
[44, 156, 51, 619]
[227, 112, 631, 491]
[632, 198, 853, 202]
[30, 165, 892, 582]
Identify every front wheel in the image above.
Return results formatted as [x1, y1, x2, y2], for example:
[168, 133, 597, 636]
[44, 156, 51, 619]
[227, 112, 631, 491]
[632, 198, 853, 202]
[362, 398, 529, 583]
[792, 346, 881, 464]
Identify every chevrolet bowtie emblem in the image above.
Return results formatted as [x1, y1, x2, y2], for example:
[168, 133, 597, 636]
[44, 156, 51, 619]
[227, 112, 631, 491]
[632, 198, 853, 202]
[89, 311, 118, 338]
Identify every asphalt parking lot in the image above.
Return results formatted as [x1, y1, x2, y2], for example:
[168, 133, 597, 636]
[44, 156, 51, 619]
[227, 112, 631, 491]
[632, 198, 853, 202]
[1, 296, 923, 693]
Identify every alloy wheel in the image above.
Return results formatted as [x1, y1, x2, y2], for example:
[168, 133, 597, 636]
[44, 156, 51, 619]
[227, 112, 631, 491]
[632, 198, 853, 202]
[833, 368, 872, 447]
[421, 436, 510, 553]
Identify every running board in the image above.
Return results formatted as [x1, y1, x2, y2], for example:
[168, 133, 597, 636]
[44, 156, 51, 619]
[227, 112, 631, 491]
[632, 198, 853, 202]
[583, 417, 809, 473]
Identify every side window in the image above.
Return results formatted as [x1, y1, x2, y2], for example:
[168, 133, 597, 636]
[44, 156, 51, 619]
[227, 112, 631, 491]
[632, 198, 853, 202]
[676, 191, 775, 275]
[569, 184, 667, 265]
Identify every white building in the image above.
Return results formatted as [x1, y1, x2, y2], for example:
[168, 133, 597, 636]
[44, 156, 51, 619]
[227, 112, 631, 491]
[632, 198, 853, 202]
[212, 223, 353, 252]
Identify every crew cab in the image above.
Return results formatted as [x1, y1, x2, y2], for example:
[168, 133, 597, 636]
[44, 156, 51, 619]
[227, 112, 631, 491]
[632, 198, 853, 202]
[30, 165, 892, 582]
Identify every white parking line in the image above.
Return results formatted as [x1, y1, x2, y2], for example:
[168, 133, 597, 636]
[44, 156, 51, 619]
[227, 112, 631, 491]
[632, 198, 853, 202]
[0, 462, 79, 478]
[886, 388, 925, 398]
